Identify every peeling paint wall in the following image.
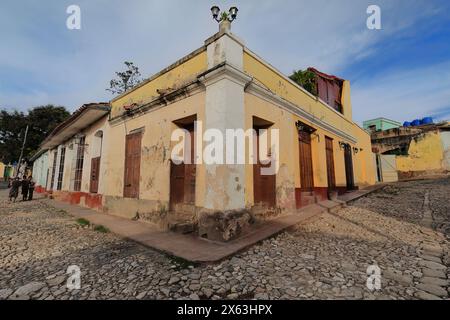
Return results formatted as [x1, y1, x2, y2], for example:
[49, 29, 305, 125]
[244, 94, 296, 210]
[244, 92, 375, 209]
[103, 91, 206, 218]
[110, 50, 207, 119]
[396, 131, 445, 174]
[31, 152, 49, 187]
[79, 117, 109, 194]
[243, 64, 376, 209]
[243, 51, 356, 132]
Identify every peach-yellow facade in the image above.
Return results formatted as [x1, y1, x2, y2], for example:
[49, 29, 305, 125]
[33, 23, 376, 242]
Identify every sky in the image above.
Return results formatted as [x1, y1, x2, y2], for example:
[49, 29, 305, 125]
[1, 0, 449, 125]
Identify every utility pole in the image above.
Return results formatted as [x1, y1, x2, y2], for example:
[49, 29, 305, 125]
[16, 125, 29, 178]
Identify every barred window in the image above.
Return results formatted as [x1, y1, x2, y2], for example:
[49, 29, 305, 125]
[50, 150, 58, 190]
[74, 136, 85, 191]
[57, 147, 66, 191]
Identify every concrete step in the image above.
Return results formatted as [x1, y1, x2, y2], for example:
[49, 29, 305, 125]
[300, 193, 317, 207]
[167, 212, 197, 235]
[169, 221, 196, 234]
[318, 200, 344, 213]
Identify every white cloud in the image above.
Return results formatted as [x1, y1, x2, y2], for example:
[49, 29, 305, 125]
[0, 0, 447, 119]
[352, 60, 450, 124]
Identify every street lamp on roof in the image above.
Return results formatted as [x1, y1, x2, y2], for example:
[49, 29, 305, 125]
[210, 6, 239, 23]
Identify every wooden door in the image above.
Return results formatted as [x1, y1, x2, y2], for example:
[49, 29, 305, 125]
[253, 130, 276, 208]
[170, 160, 185, 210]
[325, 137, 336, 190]
[344, 144, 355, 190]
[90, 157, 101, 194]
[124, 132, 142, 198]
[298, 130, 314, 191]
[170, 125, 196, 210]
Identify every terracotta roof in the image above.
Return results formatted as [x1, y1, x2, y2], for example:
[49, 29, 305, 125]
[40, 102, 110, 149]
[48, 102, 109, 138]
[307, 67, 345, 82]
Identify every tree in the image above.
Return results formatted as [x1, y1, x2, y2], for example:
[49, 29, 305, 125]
[0, 105, 70, 164]
[0, 110, 27, 164]
[106, 61, 143, 95]
[289, 69, 318, 96]
[26, 106, 71, 159]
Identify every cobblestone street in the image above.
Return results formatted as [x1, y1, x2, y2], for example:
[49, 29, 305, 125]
[1, 178, 449, 300]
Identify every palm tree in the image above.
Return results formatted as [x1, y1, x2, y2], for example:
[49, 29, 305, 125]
[289, 70, 318, 96]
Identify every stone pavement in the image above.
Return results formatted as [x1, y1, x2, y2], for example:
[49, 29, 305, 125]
[35, 183, 383, 263]
[40, 196, 330, 263]
[0, 178, 449, 300]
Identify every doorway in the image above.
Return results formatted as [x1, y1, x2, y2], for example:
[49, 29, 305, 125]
[170, 120, 196, 211]
[124, 131, 142, 198]
[325, 136, 336, 191]
[253, 125, 276, 209]
[298, 130, 314, 192]
[90, 157, 101, 194]
[344, 143, 355, 190]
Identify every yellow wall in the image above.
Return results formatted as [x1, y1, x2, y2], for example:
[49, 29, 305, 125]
[103, 91, 206, 217]
[353, 125, 377, 187]
[243, 51, 355, 134]
[110, 50, 207, 118]
[244, 93, 376, 208]
[244, 94, 297, 209]
[45, 39, 376, 219]
[397, 131, 444, 173]
[242, 51, 376, 207]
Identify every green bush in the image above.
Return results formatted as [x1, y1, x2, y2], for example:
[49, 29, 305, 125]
[76, 218, 90, 227]
[94, 225, 110, 233]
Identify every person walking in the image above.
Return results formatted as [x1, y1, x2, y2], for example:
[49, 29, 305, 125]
[9, 177, 21, 202]
[28, 176, 35, 201]
[21, 175, 30, 201]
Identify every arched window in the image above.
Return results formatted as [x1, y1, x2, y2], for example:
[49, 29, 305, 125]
[92, 130, 103, 158]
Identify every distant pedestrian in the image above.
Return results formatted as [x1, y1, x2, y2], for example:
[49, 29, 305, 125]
[28, 176, 35, 201]
[21, 175, 30, 201]
[9, 177, 21, 202]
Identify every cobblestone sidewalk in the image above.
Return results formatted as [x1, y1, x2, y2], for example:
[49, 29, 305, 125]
[0, 178, 449, 300]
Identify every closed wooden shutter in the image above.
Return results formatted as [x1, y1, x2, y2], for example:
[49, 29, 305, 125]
[124, 132, 142, 198]
[184, 125, 196, 205]
[344, 144, 355, 190]
[325, 137, 336, 190]
[169, 124, 196, 210]
[298, 130, 314, 192]
[253, 129, 276, 208]
[90, 157, 101, 194]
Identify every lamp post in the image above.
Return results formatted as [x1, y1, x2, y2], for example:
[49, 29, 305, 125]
[211, 6, 238, 33]
[210, 6, 238, 23]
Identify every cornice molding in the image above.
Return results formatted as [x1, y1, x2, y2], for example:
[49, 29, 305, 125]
[198, 63, 252, 88]
[246, 82, 358, 144]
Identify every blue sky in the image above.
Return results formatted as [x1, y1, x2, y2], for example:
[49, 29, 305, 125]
[1, 0, 449, 125]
